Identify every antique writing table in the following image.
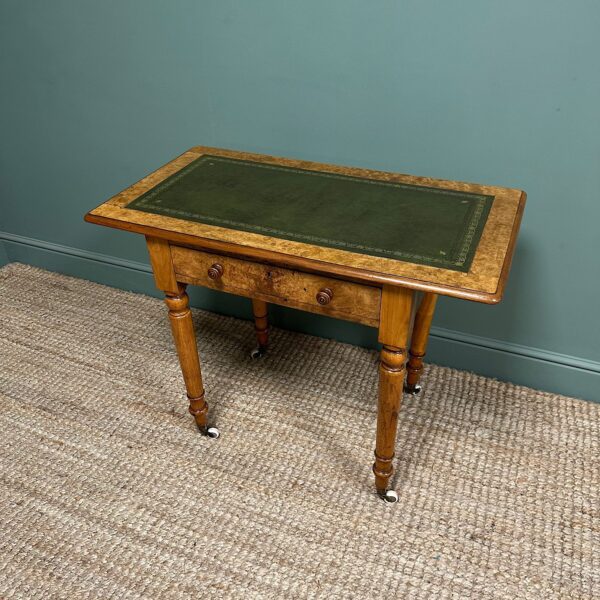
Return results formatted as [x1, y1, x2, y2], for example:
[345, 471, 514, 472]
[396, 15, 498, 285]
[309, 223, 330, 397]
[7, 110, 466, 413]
[85, 146, 525, 502]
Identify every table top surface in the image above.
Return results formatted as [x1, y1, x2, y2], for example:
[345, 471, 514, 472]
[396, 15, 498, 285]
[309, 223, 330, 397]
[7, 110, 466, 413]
[85, 146, 526, 303]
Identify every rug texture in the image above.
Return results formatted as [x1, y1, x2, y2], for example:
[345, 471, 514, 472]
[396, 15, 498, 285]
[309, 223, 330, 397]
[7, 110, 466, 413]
[0, 263, 598, 599]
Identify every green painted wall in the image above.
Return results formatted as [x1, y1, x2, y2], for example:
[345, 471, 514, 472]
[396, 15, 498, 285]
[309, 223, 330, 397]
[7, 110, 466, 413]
[0, 243, 8, 267]
[1, 1, 599, 400]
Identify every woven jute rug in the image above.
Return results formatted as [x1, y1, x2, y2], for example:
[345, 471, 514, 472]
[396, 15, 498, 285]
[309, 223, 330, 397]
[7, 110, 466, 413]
[0, 263, 598, 599]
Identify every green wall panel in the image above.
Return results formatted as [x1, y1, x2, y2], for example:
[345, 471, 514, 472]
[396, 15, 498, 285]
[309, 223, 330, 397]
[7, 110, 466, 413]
[1, 1, 599, 401]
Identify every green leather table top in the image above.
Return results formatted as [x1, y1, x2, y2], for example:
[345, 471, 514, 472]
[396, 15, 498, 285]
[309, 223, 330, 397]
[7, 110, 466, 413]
[127, 155, 494, 272]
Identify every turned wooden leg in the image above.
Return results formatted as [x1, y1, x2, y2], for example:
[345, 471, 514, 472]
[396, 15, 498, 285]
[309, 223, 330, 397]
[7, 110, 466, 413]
[250, 299, 269, 359]
[145, 236, 218, 437]
[164, 285, 218, 437]
[373, 286, 416, 502]
[405, 293, 438, 394]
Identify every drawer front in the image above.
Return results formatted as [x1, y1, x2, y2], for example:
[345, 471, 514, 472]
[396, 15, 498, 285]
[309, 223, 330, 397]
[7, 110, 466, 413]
[171, 246, 381, 327]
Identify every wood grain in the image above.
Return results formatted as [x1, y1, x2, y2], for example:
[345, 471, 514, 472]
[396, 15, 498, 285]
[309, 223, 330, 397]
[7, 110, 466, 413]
[84, 146, 527, 499]
[164, 286, 209, 430]
[145, 236, 178, 293]
[85, 146, 526, 303]
[146, 236, 209, 430]
[170, 245, 382, 328]
[373, 285, 416, 494]
[405, 293, 438, 392]
[251, 299, 269, 350]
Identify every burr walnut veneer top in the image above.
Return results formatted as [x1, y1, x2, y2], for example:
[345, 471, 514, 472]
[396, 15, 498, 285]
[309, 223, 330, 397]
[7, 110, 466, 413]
[85, 146, 526, 303]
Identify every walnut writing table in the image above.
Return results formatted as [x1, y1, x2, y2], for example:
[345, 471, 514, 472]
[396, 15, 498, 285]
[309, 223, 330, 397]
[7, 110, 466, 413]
[85, 146, 525, 502]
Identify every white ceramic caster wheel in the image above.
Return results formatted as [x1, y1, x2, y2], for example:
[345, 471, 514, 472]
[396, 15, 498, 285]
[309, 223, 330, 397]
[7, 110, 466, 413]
[404, 383, 422, 395]
[205, 426, 220, 439]
[250, 347, 266, 359]
[380, 489, 398, 503]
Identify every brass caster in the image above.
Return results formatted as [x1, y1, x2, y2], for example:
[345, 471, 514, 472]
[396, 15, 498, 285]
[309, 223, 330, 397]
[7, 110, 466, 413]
[404, 383, 422, 395]
[250, 346, 266, 359]
[201, 426, 220, 439]
[379, 489, 398, 503]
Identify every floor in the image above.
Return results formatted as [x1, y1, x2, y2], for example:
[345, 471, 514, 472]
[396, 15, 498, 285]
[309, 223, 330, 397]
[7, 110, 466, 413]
[0, 263, 598, 599]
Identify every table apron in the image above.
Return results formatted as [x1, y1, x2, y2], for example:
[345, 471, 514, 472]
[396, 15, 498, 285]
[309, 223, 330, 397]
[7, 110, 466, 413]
[170, 245, 382, 328]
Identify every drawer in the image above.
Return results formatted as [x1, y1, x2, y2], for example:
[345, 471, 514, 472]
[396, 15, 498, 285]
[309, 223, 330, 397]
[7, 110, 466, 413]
[170, 245, 381, 327]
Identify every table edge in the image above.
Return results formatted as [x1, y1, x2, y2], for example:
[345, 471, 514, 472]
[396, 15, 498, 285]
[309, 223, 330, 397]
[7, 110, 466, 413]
[84, 204, 523, 304]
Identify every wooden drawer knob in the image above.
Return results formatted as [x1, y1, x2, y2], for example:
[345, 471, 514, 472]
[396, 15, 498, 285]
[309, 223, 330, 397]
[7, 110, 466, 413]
[316, 287, 334, 305]
[207, 263, 224, 280]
